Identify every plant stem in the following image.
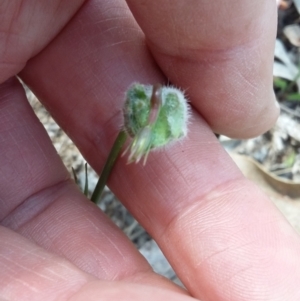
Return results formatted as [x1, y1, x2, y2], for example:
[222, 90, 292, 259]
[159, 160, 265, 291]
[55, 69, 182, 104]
[83, 163, 88, 197]
[91, 130, 127, 204]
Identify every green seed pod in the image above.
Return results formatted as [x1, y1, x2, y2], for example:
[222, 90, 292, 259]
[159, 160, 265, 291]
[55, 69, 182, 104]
[123, 83, 190, 164]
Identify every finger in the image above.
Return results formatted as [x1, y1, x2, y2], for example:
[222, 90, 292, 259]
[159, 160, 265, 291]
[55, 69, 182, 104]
[0, 79, 174, 287]
[20, 1, 300, 300]
[0, 0, 85, 83]
[0, 78, 69, 219]
[69, 281, 195, 301]
[0, 226, 191, 301]
[125, 0, 279, 138]
[0, 226, 95, 301]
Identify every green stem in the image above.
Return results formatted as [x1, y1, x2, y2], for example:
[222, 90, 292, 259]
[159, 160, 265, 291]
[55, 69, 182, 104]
[91, 130, 127, 204]
[83, 163, 89, 197]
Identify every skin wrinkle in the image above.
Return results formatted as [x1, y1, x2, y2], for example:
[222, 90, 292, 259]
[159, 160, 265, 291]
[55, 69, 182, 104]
[35, 222, 69, 254]
[143, 161, 186, 204]
[13, 1, 28, 30]
[55, 93, 85, 134]
[18, 253, 75, 283]
[184, 209, 233, 235]
[125, 198, 152, 234]
[99, 26, 142, 40]
[0, 237, 94, 300]
[94, 16, 129, 25]
[102, 39, 138, 50]
[194, 240, 259, 269]
[24, 219, 54, 245]
[174, 209, 231, 253]
[26, 128, 53, 169]
[1, 6, 34, 67]
[240, 112, 275, 132]
[76, 204, 152, 280]
[64, 48, 103, 68]
[92, 64, 120, 95]
[87, 110, 121, 161]
[0, 92, 69, 218]
[52, 0, 63, 18]
[234, 67, 258, 92]
[164, 153, 189, 188]
[69, 225, 144, 281]
[168, 0, 180, 52]
[229, 216, 282, 245]
[104, 233, 128, 262]
[0, 179, 71, 226]
[80, 241, 112, 277]
[96, 2, 129, 17]
[32, 1, 82, 47]
[141, 160, 171, 192]
[24, 2, 37, 42]
[75, 214, 131, 272]
[220, 265, 255, 300]
[43, 266, 70, 281]
[2, 3, 19, 60]
[12, 125, 51, 180]
[0, 89, 18, 104]
[0, 29, 20, 37]
[2, 130, 26, 169]
[70, 47, 130, 98]
[0, 254, 57, 283]
[228, 267, 289, 301]
[0, 60, 21, 69]
[3, 271, 40, 294]
[0, 1, 86, 83]
[100, 25, 130, 37]
[7, 179, 152, 283]
[122, 271, 167, 288]
[18, 247, 50, 263]
[148, 29, 265, 62]
[123, 167, 161, 220]
[9, 130, 35, 183]
[158, 176, 246, 240]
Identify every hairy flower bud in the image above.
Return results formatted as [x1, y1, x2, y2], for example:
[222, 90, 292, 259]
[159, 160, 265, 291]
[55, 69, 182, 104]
[123, 83, 190, 164]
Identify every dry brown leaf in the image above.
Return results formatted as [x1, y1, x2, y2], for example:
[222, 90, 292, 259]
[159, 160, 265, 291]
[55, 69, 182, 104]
[230, 153, 300, 198]
[283, 24, 300, 46]
[230, 153, 300, 233]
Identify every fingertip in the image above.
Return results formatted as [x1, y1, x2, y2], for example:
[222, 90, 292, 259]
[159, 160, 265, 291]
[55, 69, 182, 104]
[126, 0, 277, 139]
[213, 89, 280, 139]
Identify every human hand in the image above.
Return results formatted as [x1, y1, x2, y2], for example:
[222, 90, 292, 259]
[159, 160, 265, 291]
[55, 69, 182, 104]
[1, 1, 300, 300]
